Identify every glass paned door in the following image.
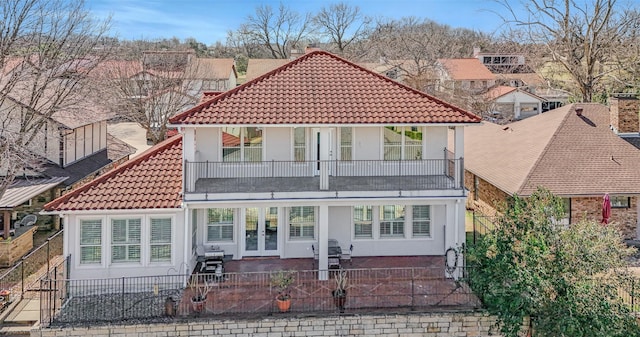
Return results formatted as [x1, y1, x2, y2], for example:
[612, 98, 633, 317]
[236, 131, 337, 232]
[244, 208, 279, 255]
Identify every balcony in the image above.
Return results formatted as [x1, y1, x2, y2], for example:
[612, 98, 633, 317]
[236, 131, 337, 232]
[184, 158, 464, 200]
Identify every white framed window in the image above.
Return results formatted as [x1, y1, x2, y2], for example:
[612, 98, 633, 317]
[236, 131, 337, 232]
[353, 205, 372, 238]
[289, 206, 315, 240]
[293, 127, 306, 161]
[207, 208, 234, 242]
[80, 219, 102, 264]
[611, 196, 630, 208]
[222, 127, 262, 162]
[383, 126, 422, 160]
[150, 217, 172, 262]
[380, 205, 405, 237]
[412, 205, 431, 237]
[111, 218, 141, 263]
[340, 127, 352, 161]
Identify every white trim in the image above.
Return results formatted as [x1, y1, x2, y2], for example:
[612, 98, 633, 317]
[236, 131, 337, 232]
[42, 208, 182, 216]
[171, 122, 478, 128]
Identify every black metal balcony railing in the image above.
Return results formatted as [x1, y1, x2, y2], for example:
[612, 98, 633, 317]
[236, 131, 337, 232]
[40, 266, 480, 327]
[184, 158, 464, 195]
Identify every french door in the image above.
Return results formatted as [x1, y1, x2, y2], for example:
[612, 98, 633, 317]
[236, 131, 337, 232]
[243, 207, 279, 256]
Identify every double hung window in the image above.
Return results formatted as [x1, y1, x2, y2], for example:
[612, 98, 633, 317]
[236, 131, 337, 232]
[150, 218, 172, 262]
[383, 126, 422, 160]
[111, 218, 141, 263]
[207, 208, 234, 242]
[222, 127, 262, 162]
[289, 206, 315, 240]
[380, 205, 405, 237]
[80, 219, 102, 264]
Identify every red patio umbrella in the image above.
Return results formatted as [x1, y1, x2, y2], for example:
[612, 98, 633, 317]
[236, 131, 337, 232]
[601, 193, 611, 225]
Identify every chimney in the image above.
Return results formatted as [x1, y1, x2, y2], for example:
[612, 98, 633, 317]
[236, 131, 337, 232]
[575, 106, 583, 116]
[473, 46, 481, 58]
[609, 93, 640, 134]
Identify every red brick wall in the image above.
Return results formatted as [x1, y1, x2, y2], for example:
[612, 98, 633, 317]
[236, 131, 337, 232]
[466, 171, 638, 239]
[610, 96, 640, 134]
[571, 196, 638, 239]
[464, 171, 508, 217]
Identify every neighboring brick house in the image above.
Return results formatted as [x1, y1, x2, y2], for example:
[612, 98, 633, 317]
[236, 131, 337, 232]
[465, 103, 640, 239]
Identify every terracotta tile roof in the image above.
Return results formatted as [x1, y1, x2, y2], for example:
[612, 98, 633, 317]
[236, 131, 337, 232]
[171, 51, 480, 125]
[485, 86, 517, 100]
[465, 103, 640, 196]
[199, 91, 223, 104]
[43, 135, 183, 212]
[438, 58, 496, 81]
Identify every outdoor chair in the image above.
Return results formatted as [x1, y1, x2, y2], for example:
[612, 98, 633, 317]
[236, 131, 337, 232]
[15, 214, 37, 228]
[340, 244, 354, 265]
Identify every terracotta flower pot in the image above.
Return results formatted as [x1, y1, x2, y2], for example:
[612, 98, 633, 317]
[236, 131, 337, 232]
[276, 296, 291, 312]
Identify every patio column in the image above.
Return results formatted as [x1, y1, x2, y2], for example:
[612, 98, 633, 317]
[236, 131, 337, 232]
[454, 126, 464, 188]
[318, 205, 329, 280]
[318, 128, 331, 191]
[2, 211, 9, 240]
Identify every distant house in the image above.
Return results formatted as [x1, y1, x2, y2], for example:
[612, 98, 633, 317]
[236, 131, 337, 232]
[485, 86, 546, 121]
[43, 50, 480, 281]
[435, 58, 496, 93]
[245, 59, 289, 82]
[465, 103, 640, 239]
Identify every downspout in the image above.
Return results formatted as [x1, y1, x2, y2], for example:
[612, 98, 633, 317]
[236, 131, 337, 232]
[183, 204, 190, 287]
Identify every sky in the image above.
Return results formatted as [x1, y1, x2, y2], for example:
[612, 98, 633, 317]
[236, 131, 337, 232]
[87, 0, 514, 45]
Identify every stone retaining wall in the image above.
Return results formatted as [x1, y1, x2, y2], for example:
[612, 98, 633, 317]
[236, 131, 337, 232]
[31, 312, 527, 337]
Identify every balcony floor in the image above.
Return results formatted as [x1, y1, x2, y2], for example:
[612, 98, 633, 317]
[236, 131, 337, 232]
[194, 175, 456, 194]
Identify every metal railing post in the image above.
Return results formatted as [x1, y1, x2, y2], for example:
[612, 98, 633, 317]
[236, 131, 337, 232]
[20, 257, 25, 300]
[122, 277, 126, 320]
[47, 237, 51, 276]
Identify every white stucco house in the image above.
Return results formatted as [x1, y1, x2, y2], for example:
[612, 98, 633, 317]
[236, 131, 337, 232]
[43, 51, 481, 281]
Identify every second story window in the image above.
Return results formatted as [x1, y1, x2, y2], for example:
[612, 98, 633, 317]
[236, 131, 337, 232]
[340, 127, 352, 161]
[222, 127, 262, 162]
[383, 126, 422, 160]
[293, 127, 306, 161]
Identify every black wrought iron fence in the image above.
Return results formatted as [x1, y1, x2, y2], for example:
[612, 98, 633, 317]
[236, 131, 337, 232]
[468, 212, 498, 246]
[41, 266, 481, 327]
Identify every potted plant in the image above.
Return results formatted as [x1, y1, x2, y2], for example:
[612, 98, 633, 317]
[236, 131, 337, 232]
[332, 269, 348, 313]
[188, 273, 211, 313]
[270, 270, 295, 312]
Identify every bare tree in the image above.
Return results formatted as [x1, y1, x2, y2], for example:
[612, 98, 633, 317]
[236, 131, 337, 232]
[366, 17, 488, 92]
[498, 0, 640, 102]
[241, 3, 312, 59]
[98, 50, 204, 144]
[0, 0, 111, 235]
[312, 2, 371, 56]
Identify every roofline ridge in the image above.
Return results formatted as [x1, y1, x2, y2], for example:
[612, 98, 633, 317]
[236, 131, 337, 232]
[171, 53, 320, 124]
[515, 104, 575, 195]
[43, 134, 183, 211]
